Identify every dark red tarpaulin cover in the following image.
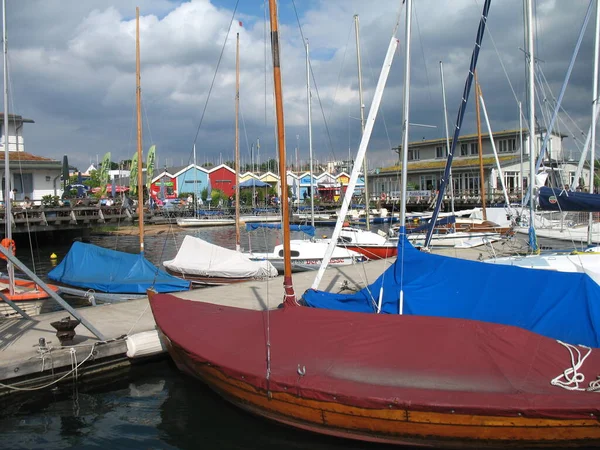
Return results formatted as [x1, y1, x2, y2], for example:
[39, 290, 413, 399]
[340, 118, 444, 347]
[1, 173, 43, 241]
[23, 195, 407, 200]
[150, 294, 600, 419]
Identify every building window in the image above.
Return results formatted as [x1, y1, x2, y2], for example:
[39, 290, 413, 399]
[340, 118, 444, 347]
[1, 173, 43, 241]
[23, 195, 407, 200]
[498, 138, 516, 153]
[419, 175, 437, 191]
[470, 143, 479, 155]
[503, 171, 519, 193]
[407, 148, 420, 161]
[460, 143, 468, 156]
[435, 145, 447, 159]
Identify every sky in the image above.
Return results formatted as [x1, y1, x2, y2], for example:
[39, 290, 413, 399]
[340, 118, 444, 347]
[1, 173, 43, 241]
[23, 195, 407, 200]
[3, 0, 598, 172]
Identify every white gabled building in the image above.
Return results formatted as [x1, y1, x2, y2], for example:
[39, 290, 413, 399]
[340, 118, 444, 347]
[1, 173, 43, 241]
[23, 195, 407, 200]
[0, 113, 63, 203]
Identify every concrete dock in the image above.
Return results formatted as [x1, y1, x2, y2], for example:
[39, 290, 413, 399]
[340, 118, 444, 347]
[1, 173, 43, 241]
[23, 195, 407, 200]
[0, 243, 508, 396]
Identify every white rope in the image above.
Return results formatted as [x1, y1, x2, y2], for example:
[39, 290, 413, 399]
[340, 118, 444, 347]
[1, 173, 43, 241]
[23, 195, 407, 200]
[551, 340, 596, 391]
[126, 303, 150, 336]
[0, 344, 97, 392]
[69, 347, 78, 381]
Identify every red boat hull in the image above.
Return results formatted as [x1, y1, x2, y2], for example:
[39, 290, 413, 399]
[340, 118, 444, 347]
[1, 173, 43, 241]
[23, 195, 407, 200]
[343, 244, 397, 260]
[150, 292, 600, 448]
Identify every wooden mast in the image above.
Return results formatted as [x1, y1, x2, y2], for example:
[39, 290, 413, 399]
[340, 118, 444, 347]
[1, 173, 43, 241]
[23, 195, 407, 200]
[235, 32, 241, 251]
[135, 7, 145, 254]
[268, 0, 295, 304]
[474, 70, 487, 220]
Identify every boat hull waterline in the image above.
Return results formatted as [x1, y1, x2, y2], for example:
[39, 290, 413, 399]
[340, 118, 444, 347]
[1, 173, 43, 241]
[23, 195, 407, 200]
[150, 293, 600, 448]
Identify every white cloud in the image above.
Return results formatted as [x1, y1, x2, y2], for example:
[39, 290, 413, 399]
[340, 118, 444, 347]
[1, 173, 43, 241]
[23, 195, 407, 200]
[1, 0, 595, 171]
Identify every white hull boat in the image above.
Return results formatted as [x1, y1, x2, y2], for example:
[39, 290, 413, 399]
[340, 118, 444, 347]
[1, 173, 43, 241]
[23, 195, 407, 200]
[176, 217, 236, 227]
[249, 240, 365, 272]
[484, 248, 600, 285]
[407, 231, 501, 248]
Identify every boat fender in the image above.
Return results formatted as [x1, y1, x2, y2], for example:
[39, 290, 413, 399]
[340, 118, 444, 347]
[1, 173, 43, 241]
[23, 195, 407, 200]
[0, 238, 15, 259]
[126, 329, 167, 359]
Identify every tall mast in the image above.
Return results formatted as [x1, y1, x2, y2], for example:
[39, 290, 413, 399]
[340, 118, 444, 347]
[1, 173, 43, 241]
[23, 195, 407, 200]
[235, 32, 241, 251]
[526, 0, 536, 251]
[519, 102, 524, 207]
[399, 0, 412, 236]
[135, 7, 144, 254]
[306, 38, 315, 228]
[354, 14, 370, 230]
[589, 0, 600, 245]
[2, 0, 13, 293]
[440, 61, 455, 229]
[475, 71, 487, 220]
[268, 0, 295, 304]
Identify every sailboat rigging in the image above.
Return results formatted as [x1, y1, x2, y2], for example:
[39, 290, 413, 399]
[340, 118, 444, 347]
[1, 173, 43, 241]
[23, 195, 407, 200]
[48, 8, 190, 301]
[164, 29, 278, 285]
[0, 0, 60, 316]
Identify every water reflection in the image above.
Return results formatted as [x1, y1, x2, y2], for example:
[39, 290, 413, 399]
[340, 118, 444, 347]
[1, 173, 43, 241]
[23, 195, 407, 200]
[0, 360, 395, 450]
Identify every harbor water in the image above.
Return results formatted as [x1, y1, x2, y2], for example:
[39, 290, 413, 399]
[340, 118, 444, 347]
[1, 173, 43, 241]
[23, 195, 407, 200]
[0, 224, 577, 449]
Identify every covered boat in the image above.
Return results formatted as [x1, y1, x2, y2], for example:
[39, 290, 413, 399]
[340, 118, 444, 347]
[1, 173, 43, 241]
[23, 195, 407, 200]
[48, 241, 190, 296]
[163, 235, 278, 286]
[150, 291, 600, 447]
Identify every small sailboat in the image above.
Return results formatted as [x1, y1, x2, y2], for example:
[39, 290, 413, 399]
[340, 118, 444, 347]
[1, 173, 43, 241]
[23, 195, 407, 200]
[247, 223, 365, 272]
[49, 8, 190, 301]
[163, 235, 278, 286]
[337, 226, 398, 260]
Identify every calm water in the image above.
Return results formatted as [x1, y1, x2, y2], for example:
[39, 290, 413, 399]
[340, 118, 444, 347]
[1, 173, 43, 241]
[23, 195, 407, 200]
[0, 225, 575, 449]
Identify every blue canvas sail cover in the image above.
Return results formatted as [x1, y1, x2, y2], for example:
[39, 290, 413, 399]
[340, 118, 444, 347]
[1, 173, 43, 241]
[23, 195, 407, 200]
[302, 238, 600, 348]
[48, 242, 190, 293]
[539, 186, 600, 212]
[245, 223, 315, 237]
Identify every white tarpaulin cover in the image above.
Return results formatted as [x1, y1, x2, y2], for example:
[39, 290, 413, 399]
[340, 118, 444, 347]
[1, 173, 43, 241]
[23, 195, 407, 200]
[164, 235, 278, 279]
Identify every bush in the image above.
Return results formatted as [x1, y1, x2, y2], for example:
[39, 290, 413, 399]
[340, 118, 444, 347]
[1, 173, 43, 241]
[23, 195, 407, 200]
[41, 195, 60, 207]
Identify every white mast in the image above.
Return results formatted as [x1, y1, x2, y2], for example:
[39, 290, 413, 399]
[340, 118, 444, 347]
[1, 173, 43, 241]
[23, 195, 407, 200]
[479, 93, 511, 207]
[588, 0, 600, 245]
[526, 0, 536, 245]
[311, 36, 398, 290]
[399, 0, 412, 235]
[306, 38, 315, 228]
[439, 61, 455, 228]
[2, 0, 13, 294]
[354, 14, 370, 230]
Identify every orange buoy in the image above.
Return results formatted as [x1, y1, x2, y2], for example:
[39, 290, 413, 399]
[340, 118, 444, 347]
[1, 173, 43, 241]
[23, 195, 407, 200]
[0, 238, 15, 260]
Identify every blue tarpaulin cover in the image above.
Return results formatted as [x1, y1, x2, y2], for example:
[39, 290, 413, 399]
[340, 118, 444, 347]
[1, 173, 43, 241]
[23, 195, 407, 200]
[539, 186, 600, 212]
[48, 242, 190, 293]
[302, 238, 600, 348]
[245, 223, 315, 237]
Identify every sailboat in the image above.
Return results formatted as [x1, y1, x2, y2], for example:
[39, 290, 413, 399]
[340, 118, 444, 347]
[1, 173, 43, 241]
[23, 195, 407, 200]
[485, 1, 600, 279]
[48, 8, 190, 301]
[166, 31, 279, 285]
[150, 0, 600, 446]
[0, 0, 60, 317]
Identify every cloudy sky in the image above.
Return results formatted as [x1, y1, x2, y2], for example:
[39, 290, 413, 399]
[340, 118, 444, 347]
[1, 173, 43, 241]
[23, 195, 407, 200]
[4, 0, 597, 171]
